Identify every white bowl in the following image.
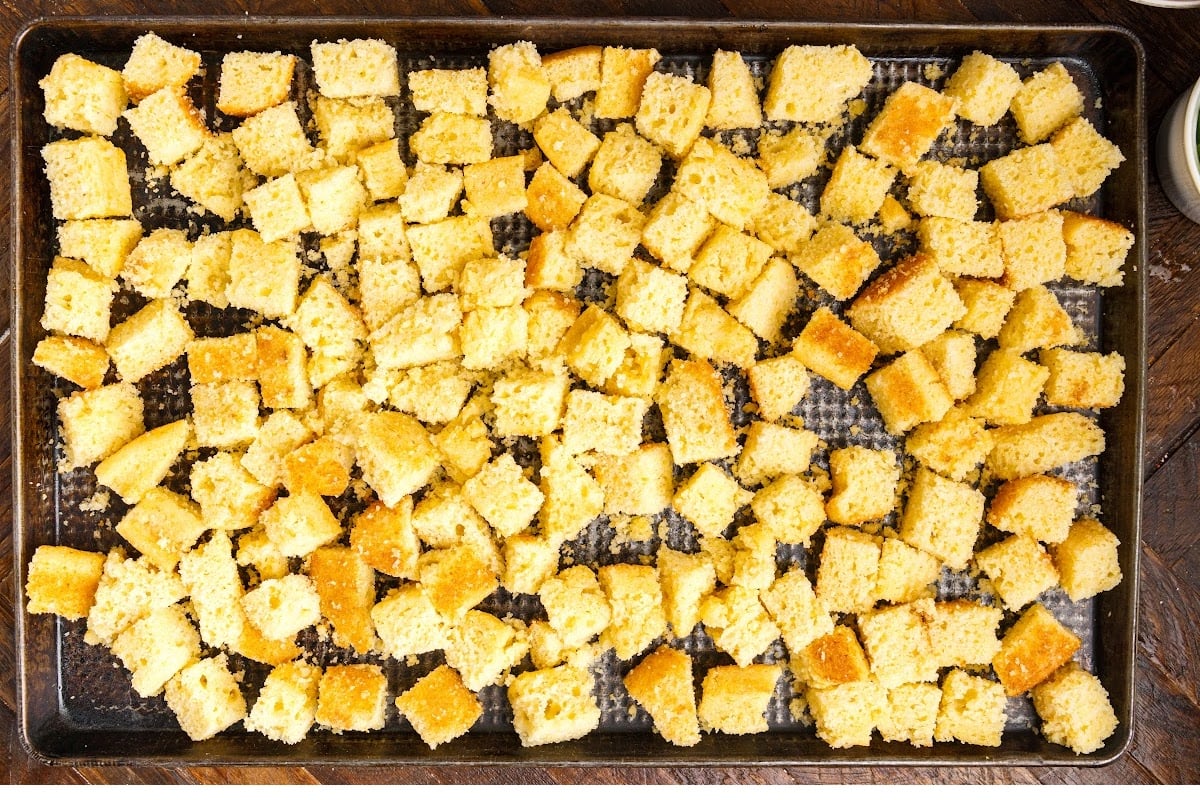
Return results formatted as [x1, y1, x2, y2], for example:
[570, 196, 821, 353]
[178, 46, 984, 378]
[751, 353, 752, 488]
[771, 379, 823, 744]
[1157, 74, 1200, 223]
[1127, 1, 1200, 7]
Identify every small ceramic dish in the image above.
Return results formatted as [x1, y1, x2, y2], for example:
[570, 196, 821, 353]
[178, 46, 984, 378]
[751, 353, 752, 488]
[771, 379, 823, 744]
[1157, 74, 1200, 223]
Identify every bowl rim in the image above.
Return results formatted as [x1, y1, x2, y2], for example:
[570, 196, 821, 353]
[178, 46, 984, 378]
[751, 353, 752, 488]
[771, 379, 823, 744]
[1184, 75, 1200, 190]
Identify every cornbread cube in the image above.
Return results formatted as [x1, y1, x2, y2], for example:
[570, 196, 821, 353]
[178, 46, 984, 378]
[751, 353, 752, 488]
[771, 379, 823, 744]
[226, 229, 301, 318]
[640, 190, 717, 273]
[758, 567, 832, 655]
[906, 161, 979, 221]
[111, 603, 200, 698]
[187, 231, 233, 309]
[121, 32, 200, 101]
[216, 51, 296, 117]
[41, 137, 132, 220]
[539, 565, 611, 649]
[41, 257, 116, 343]
[751, 474, 826, 546]
[998, 211, 1068, 292]
[298, 164, 369, 236]
[122, 227, 193, 300]
[952, 277, 1017, 340]
[33, 335, 109, 389]
[928, 599, 1003, 669]
[190, 381, 260, 450]
[792, 306, 879, 391]
[657, 547, 717, 637]
[524, 233, 581, 296]
[595, 46, 661, 118]
[874, 538, 941, 605]
[815, 527, 882, 615]
[508, 665, 601, 747]
[729, 523, 778, 591]
[734, 420, 820, 487]
[746, 355, 810, 422]
[95, 419, 190, 505]
[459, 305, 529, 370]
[859, 600, 940, 688]
[246, 660, 320, 744]
[311, 37, 399, 98]
[897, 468, 984, 571]
[1061, 211, 1134, 287]
[791, 222, 880, 302]
[615, 258, 689, 335]
[699, 534, 736, 587]
[750, 193, 818, 257]
[243, 173, 310, 242]
[410, 480, 490, 549]
[242, 574, 321, 643]
[171, 133, 258, 222]
[690, 224, 774, 301]
[289, 275, 366, 361]
[177, 529, 247, 651]
[1050, 116, 1125, 198]
[976, 533, 1060, 611]
[502, 533, 560, 595]
[56, 218, 143, 279]
[1011, 62, 1084, 144]
[603, 332, 666, 398]
[820, 146, 897, 224]
[123, 87, 209, 166]
[825, 445, 900, 526]
[698, 663, 782, 735]
[808, 678, 889, 749]
[490, 367, 569, 438]
[396, 665, 482, 749]
[462, 453, 544, 539]
[1040, 348, 1126, 409]
[635, 70, 711, 159]
[25, 545, 106, 620]
[597, 563, 667, 660]
[916, 217, 1004, 278]
[861, 82, 957, 168]
[537, 436, 605, 545]
[232, 102, 316, 178]
[560, 389, 648, 457]
[919, 330, 978, 402]
[354, 138, 407, 202]
[432, 408, 492, 486]
[587, 123, 663, 207]
[848, 254, 966, 355]
[1032, 662, 1119, 755]
[525, 163, 588, 232]
[705, 50, 763, 130]
[106, 299, 193, 383]
[409, 67, 488, 115]
[993, 603, 1081, 696]
[763, 44, 872, 123]
[877, 682, 943, 748]
[306, 545, 376, 653]
[57, 381, 144, 470]
[462, 155, 527, 218]
[593, 442, 674, 516]
[675, 136, 770, 229]
[259, 490, 341, 560]
[757, 127, 825, 189]
[255, 326, 311, 410]
[369, 292, 463, 370]
[85, 551, 186, 647]
[980, 143, 1074, 220]
[673, 462, 753, 537]
[399, 161, 464, 224]
[934, 669, 1006, 746]
[558, 304, 631, 387]
[699, 585, 781, 667]
[533, 106, 601, 179]
[410, 111, 493, 165]
[656, 359, 738, 465]
[418, 544, 500, 621]
[355, 410, 440, 508]
[864, 351, 953, 436]
[943, 51, 1022, 126]
[488, 41, 550, 124]
[371, 583, 449, 659]
[242, 410, 313, 488]
[793, 624, 873, 689]
[41, 53, 128, 136]
[1052, 517, 1123, 602]
[986, 412, 1105, 481]
[542, 45, 602, 102]
[567, 192, 646, 275]
[624, 646, 702, 747]
[988, 474, 1078, 544]
[963, 348, 1049, 427]
[315, 663, 389, 734]
[672, 289, 759, 368]
[190, 451, 275, 531]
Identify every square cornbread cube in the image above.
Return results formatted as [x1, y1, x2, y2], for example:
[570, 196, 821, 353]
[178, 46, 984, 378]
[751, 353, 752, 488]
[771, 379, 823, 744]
[111, 603, 200, 698]
[594, 46, 661, 118]
[315, 663, 388, 734]
[351, 500, 418, 579]
[657, 547, 717, 637]
[389, 361, 474, 426]
[525, 163, 588, 232]
[57, 381, 144, 469]
[311, 37, 399, 98]
[988, 473, 1078, 544]
[1040, 348, 1125, 409]
[567, 192, 646, 275]
[699, 584, 781, 666]
[598, 563, 667, 660]
[122, 227, 193, 300]
[242, 574, 320, 642]
[539, 565, 611, 648]
[190, 381, 260, 450]
[698, 663, 782, 735]
[538, 438, 606, 546]
[41, 257, 116, 343]
[624, 646, 701, 747]
[25, 545, 105, 620]
[487, 41, 551, 124]
[558, 304, 631, 387]
[40, 53, 128, 136]
[943, 50, 1022, 126]
[526, 230, 582, 291]
[848, 254, 966, 355]
[751, 473, 826, 546]
[690, 224, 774, 301]
[898, 467, 985, 571]
[371, 583, 449, 659]
[560, 389, 648, 457]
[587, 123, 662, 206]
[409, 67, 488, 115]
[122, 32, 199, 100]
[882, 196, 915, 233]
[411, 480, 489, 549]
[906, 161, 980, 221]
[42, 136, 132, 220]
[791, 222, 879, 302]
[635, 70, 711, 159]
[216, 50, 296, 117]
[355, 259, 419, 333]
[508, 664, 601, 747]
[368, 292, 462, 370]
[820, 146, 897, 224]
[734, 420, 820, 487]
[245, 661, 320, 744]
[459, 305, 529, 370]
[905, 409, 993, 483]
[656, 358, 738, 465]
[56, 218, 143, 279]
[672, 289, 759, 368]
[815, 527, 882, 615]
[963, 348, 1049, 426]
[807, 679, 888, 749]
[502, 533, 560, 595]
[760, 566, 833, 655]
[116, 487, 205, 573]
[231, 101, 315, 178]
[178, 531, 249, 650]
[615, 258, 689, 335]
[186, 231, 232, 309]
[1061, 211, 1133, 288]
[1052, 517, 1122, 602]
[400, 161, 464, 224]
[171, 133, 257, 223]
[243, 173, 311, 242]
[122, 86, 209, 166]
[675, 136, 770, 229]
[602, 330, 665, 399]
[874, 538, 941, 605]
[418, 544, 500, 620]
[862, 81, 958, 169]
[763, 44, 872, 123]
[226, 229, 301, 318]
[106, 299, 193, 384]
[456, 254, 528, 311]
[934, 669, 1006, 746]
[355, 138, 407, 202]
[290, 274, 367, 359]
[409, 111, 493, 165]
[260, 490, 342, 560]
[792, 624, 871, 689]
[189, 451, 275, 531]
[917, 217, 1004, 279]
[542, 45, 602, 102]
[953, 277, 1017, 339]
[282, 436, 354, 498]
[859, 600, 940, 688]
[705, 49, 763, 131]
[919, 330, 978, 402]
[395, 665, 482, 749]
[95, 419, 191, 505]
[356, 410, 441, 507]
[593, 442, 674, 517]
[980, 143, 1074, 220]
[998, 211, 1067, 292]
[491, 366, 569, 438]
[878, 682, 943, 748]
[255, 326, 311, 410]
[992, 603, 1081, 696]
[673, 462, 753, 536]
[1011, 61, 1084, 145]
[928, 599, 1002, 669]
[757, 127, 824, 189]
[640, 190, 717, 274]
[747, 355, 810, 422]
[462, 453, 544, 539]
[410, 216, 496, 293]
[1031, 662, 1119, 755]
[976, 533, 1060, 612]
[533, 107, 600, 179]
[462, 155, 527, 218]
[297, 164, 368, 236]
[750, 193, 818, 257]
[864, 350, 954, 436]
[826, 445, 900, 526]
[792, 306, 879, 391]
[32, 335, 109, 389]
[1050, 116, 1124, 199]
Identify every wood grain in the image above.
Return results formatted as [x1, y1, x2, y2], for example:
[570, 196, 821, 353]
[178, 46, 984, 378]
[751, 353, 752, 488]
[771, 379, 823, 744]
[4, 0, 1200, 785]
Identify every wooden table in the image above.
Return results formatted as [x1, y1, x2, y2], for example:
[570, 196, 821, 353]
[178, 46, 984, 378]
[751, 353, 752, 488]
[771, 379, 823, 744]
[3, 0, 1199, 786]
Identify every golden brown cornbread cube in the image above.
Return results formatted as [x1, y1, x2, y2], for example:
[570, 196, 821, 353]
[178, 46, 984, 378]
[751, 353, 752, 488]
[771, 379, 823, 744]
[525, 162, 588, 232]
[231, 101, 315, 178]
[445, 610, 528, 691]
[508, 664, 601, 747]
[698, 663, 783, 735]
[311, 37, 399, 98]
[455, 254, 528, 312]
[122, 32, 200, 101]
[819, 146, 898, 224]
[1061, 210, 1133, 287]
[587, 123, 663, 206]
[369, 291, 463, 369]
[905, 161, 980, 221]
[793, 624, 872, 688]
[700, 585, 781, 666]
[86, 550, 185, 647]
[371, 582, 449, 659]
[750, 473, 827, 546]
[216, 51, 296, 117]
[537, 436, 606, 545]
[594, 46, 661, 118]
[825, 445, 900, 526]
[635, 70, 711, 159]
[501, 533, 560, 595]
[395, 665, 482, 750]
[298, 164, 370, 236]
[242, 409, 313, 489]
[25, 545, 106, 620]
[110, 603, 200, 698]
[750, 192, 818, 257]
[1031, 662, 1118, 755]
[864, 350, 953, 436]
[41, 53, 128, 136]
[1040, 348, 1126, 410]
[927, 599, 1003, 669]
[56, 218, 143, 280]
[905, 408, 994, 482]
[315, 663, 388, 734]
[760, 566, 834, 654]
[897, 467, 985, 572]
[187, 333, 258, 384]
[878, 682, 943, 748]
[704, 49, 763, 130]
[567, 192, 646, 275]
[1052, 517, 1123, 602]
[593, 442, 674, 517]
[418, 545, 500, 622]
[1011, 61, 1084, 145]
[747, 355, 810, 422]
[462, 452, 544, 539]
[164, 654, 247, 742]
[734, 420, 820, 487]
[791, 306, 878, 392]
[698, 534, 736, 586]
[490, 366, 569, 438]
[259, 489, 342, 560]
[657, 547, 717, 638]
[123, 86, 209, 166]
[860, 81, 957, 169]
[109, 298, 195, 383]
[624, 646, 702, 747]
[122, 227, 193, 300]
[399, 161, 464, 224]
[41, 136, 132, 220]
[988, 474, 1078, 545]
[986, 412, 1105, 481]
[95, 419, 190, 505]
[356, 408, 443, 507]
[689, 223, 774, 301]
[992, 603, 1081, 696]
[934, 669, 1006, 746]
[656, 358, 739, 465]
[190, 381, 260, 451]
[916, 217, 1004, 279]
[874, 538, 941, 606]
[597, 563, 667, 660]
[672, 462, 751, 537]
[919, 330, 977, 402]
[614, 258, 689, 336]
[409, 67, 488, 115]
[57, 381, 144, 470]
[410, 111, 493, 165]
[791, 222, 880, 302]
[557, 304, 631, 387]
[355, 138, 407, 202]
[757, 127, 825, 189]
[640, 190, 717, 273]
[859, 599, 940, 688]
[815, 527, 882, 615]
[115, 486, 206, 574]
[541, 45, 601, 102]
[728, 256, 800, 345]
[943, 50, 1022, 127]
[255, 326, 311, 410]
[848, 254, 966, 355]
[488, 40, 550, 124]
[976, 533, 1060, 612]
[242, 573, 321, 642]
[671, 289, 759, 368]
[1050, 116, 1125, 199]
[806, 680, 887, 749]
[999, 287, 1082, 354]
[33, 334, 109, 389]
[245, 660, 320, 744]
[763, 44, 872, 123]
[186, 231, 233, 309]
[962, 348, 1049, 427]
[675, 136, 771, 229]
[980, 142, 1074, 220]
[462, 155, 528, 218]
[232, 612, 304, 667]
[190, 452, 275, 532]
[952, 277, 1017, 340]
[307, 546, 376, 654]
[411, 480, 491, 549]
[525, 231, 583, 293]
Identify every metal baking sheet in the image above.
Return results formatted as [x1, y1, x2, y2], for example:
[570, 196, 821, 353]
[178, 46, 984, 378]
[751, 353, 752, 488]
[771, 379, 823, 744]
[10, 17, 1146, 766]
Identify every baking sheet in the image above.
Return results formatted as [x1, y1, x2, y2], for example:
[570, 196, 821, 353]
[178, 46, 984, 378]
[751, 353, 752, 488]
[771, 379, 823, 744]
[10, 17, 1146, 765]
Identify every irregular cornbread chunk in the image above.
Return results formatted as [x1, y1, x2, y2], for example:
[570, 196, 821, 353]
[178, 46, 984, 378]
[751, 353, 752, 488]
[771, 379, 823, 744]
[624, 646, 702, 747]
[791, 222, 880, 302]
[878, 682, 943, 748]
[919, 330, 977, 402]
[106, 298, 194, 383]
[820, 146, 897, 224]
[751, 474, 826, 546]
[657, 547, 717, 637]
[259, 489, 342, 561]
[399, 162, 464, 225]
[864, 350, 954, 436]
[848, 254, 966, 355]
[123, 86, 209, 166]
[594, 46, 661, 119]
[917, 217, 1004, 279]
[537, 436, 605, 545]
[806, 680, 887, 749]
[704, 50, 763, 131]
[792, 624, 871, 689]
[825, 445, 900, 526]
[700, 585, 780, 666]
[733, 420, 820, 487]
[41, 53, 128, 136]
[32, 335, 108, 389]
[640, 190, 717, 273]
[172, 133, 258, 222]
[539, 565, 611, 649]
[56, 218, 143, 279]
[190, 381, 260, 450]
[656, 358, 738, 465]
[906, 161, 979, 221]
[614, 258, 689, 336]
[525, 163, 588, 232]
[750, 192, 818, 257]
[1041, 348, 1126, 409]
[560, 389, 647, 456]
[541, 45, 602, 102]
[672, 462, 752, 537]
[395, 665, 482, 750]
[962, 348, 1050, 427]
[598, 563, 667, 660]
[760, 567, 834, 654]
[1011, 61, 1084, 145]
[757, 127, 824, 189]
[121, 227, 193, 300]
[306, 546, 376, 654]
[874, 538, 941, 605]
[231, 101, 315, 178]
[1061, 211, 1134, 287]
[557, 304, 630, 387]
[927, 599, 1003, 669]
[186, 231, 233, 309]
[532, 106, 600, 179]
[241, 573, 321, 642]
[815, 527, 882, 615]
[177, 530, 246, 650]
[57, 381, 144, 470]
[860, 82, 957, 169]
[490, 366, 569, 438]
[355, 138, 407, 202]
[988, 474, 1078, 545]
[110, 603, 200, 698]
[245, 660, 320, 744]
[371, 583, 449, 659]
[369, 291, 463, 369]
[953, 278, 1016, 340]
[672, 289, 759, 368]
[216, 50, 296, 117]
[975, 533, 1060, 612]
[763, 44, 872, 123]
[94, 419, 190, 505]
[190, 452, 275, 532]
[898, 467, 985, 572]
[122, 32, 200, 101]
[992, 603, 1081, 696]
[24, 545, 106, 620]
[999, 287, 1081, 354]
[674, 136, 770, 229]
[488, 40, 550, 123]
[1052, 517, 1123, 602]
[315, 664, 388, 734]
[41, 257, 116, 344]
[635, 70, 711, 159]
[934, 669, 1006, 746]
[1050, 116, 1125, 199]
[41, 136, 132, 220]
[164, 654, 247, 742]
[593, 442, 674, 517]
[567, 192, 646, 275]
[986, 412, 1105, 481]
[1031, 662, 1119, 755]
[746, 355, 810, 421]
[462, 453, 544, 539]
[943, 50, 1022, 126]
[420, 543, 499, 621]
[689, 223, 774, 301]
[587, 123, 663, 206]
[728, 256, 800, 345]
[355, 410, 440, 508]
[445, 610, 528, 692]
[859, 600, 940, 688]
[85, 551, 185, 647]
[508, 665, 601, 747]
[980, 143, 1074, 220]
[698, 663, 782, 735]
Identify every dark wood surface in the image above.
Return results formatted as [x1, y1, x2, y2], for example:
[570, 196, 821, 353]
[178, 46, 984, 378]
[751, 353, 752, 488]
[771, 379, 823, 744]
[3, 0, 1199, 786]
